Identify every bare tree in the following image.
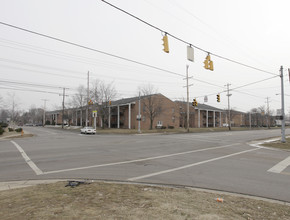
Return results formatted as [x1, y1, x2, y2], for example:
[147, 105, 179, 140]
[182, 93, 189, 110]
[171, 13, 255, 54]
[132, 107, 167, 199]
[69, 85, 86, 126]
[90, 80, 117, 128]
[0, 95, 3, 107]
[6, 93, 21, 125]
[139, 84, 163, 130]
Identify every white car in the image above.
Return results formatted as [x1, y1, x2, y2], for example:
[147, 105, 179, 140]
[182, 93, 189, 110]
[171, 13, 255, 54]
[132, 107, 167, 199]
[80, 127, 96, 135]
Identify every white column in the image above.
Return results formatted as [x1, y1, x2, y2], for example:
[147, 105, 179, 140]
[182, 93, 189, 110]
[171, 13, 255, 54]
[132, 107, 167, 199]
[55, 114, 58, 126]
[198, 109, 200, 128]
[75, 110, 78, 126]
[117, 105, 120, 129]
[220, 112, 222, 127]
[128, 103, 131, 129]
[206, 110, 208, 128]
[108, 106, 111, 128]
[213, 111, 216, 128]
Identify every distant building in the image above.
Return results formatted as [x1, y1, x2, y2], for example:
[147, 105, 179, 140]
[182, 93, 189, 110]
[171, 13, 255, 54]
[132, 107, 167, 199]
[46, 94, 253, 129]
[176, 101, 224, 128]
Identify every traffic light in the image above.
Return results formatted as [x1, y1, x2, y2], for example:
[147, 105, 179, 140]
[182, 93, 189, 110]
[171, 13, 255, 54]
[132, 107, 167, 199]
[217, 94, 220, 102]
[162, 34, 169, 53]
[109, 100, 111, 105]
[192, 98, 198, 106]
[209, 60, 214, 71]
[203, 54, 210, 69]
[204, 54, 214, 71]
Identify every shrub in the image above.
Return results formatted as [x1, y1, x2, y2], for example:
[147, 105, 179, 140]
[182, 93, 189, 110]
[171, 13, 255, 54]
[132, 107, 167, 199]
[0, 126, 4, 135]
[167, 126, 174, 129]
[0, 122, 8, 128]
[8, 128, 14, 132]
[15, 128, 23, 132]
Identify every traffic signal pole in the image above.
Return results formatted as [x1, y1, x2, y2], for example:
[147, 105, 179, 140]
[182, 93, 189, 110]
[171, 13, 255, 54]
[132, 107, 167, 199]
[183, 65, 193, 133]
[86, 71, 89, 127]
[186, 65, 190, 133]
[226, 83, 232, 131]
[280, 66, 286, 143]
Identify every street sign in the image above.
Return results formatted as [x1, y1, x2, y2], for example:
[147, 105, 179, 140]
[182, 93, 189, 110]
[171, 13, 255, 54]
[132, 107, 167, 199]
[92, 110, 97, 118]
[136, 114, 141, 121]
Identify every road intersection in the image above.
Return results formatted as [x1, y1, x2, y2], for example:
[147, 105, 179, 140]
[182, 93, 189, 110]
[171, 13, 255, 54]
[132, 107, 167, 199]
[1, 126, 290, 202]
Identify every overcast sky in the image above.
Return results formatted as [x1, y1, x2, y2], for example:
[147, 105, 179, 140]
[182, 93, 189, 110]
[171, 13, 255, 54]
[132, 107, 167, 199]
[0, 0, 289, 114]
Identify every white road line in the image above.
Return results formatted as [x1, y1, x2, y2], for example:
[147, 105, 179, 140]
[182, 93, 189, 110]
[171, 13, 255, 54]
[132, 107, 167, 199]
[11, 141, 43, 175]
[128, 148, 260, 181]
[168, 136, 222, 143]
[43, 143, 240, 175]
[268, 156, 290, 173]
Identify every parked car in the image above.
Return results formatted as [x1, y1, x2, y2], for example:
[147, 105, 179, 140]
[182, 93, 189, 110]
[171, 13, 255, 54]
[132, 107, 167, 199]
[80, 127, 96, 135]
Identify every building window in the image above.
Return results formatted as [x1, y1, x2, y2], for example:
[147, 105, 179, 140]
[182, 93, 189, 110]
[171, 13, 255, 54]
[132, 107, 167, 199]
[172, 116, 175, 123]
[142, 116, 146, 121]
[172, 108, 175, 113]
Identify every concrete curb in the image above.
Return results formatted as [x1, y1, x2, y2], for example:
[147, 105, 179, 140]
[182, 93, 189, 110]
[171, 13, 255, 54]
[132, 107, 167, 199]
[0, 133, 22, 140]
[0, 179, 64, 191]
[248, 135, 290, 152]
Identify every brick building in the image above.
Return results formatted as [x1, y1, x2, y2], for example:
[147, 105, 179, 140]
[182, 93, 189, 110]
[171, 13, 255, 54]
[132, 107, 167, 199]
[46, 93, 179, 130]
[46, 94, 251, 129]
[176, 101, 224, 128]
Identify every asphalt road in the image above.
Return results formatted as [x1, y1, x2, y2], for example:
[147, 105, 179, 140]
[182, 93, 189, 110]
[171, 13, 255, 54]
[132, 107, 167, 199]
[1, 126, 290, 202]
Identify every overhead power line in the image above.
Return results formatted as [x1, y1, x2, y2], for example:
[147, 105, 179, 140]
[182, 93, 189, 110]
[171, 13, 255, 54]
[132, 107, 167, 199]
[100, 0, 278, 77]
[230, 76, 278, 91]
[0, 21, 280, 94]
[0, 86, 61, 95]
[0, 79, 65, 89]
[0, 21, 184, 79]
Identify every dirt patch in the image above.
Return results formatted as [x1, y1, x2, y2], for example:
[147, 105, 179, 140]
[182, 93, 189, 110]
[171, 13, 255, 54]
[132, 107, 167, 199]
[0, 181, 289, 220]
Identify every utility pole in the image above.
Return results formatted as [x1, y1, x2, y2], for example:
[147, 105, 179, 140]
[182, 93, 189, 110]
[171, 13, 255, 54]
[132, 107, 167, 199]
[59, 88, 68, 129]
[138, 91, 141, 133]
[280, 66, 286, 143]
[249, 112, 251, 130]
[266, 97, 270, 129]
[226, 83, 232, 131]
[41, 99, 48, 127]
[86, 71, 89, 127]
[184, 65, 193, 133]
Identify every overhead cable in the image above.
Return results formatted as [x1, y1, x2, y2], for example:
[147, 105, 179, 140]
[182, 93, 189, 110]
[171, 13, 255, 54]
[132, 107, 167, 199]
[100, 0, 278, 77]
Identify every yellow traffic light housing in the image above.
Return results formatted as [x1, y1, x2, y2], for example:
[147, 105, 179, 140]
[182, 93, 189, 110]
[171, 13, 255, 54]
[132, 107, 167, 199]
[203, 59, 209, 69]
[162, 34, 169, 53]
[204, 53, 214, 71]
[217, 94, 220, 102]
[192, 98, 198, 106]
[209, 60, 214, 71]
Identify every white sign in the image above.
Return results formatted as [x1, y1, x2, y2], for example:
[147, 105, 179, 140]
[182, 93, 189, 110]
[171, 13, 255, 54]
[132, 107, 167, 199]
[136, 114, 142, 121]
[92, 111, 97, 118]
[187, 46, 194, 62]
